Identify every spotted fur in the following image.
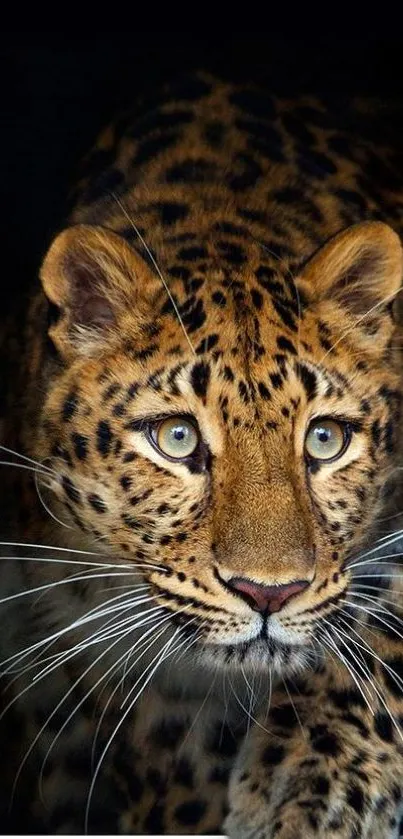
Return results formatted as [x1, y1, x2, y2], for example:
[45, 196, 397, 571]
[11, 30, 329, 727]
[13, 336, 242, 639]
[1, 72, 403, 836]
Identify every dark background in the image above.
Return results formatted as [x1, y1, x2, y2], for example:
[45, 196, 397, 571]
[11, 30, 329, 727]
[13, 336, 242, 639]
[3, 33, 403, 311]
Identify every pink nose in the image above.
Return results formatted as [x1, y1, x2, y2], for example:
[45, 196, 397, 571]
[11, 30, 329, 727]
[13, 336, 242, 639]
[227, 577, 309, 614]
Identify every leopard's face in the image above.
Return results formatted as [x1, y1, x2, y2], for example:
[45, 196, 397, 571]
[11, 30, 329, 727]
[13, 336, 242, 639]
[36, 220, 403, 673]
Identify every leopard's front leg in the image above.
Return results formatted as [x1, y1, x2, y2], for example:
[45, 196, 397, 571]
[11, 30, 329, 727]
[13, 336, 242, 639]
[225, 654, 403, 839]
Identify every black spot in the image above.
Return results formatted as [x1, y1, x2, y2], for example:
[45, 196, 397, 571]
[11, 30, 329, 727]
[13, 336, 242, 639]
[144, 803, 165, 834]
[217, 240, 246, 265]
[238, 381, 250, 403]
[122, 451, 137, 463]
[335, 188, 368, 215]
[151, 718, 185, 749]
[190, 362, 210, 399]
[269, 373, 283, 390]
[277, 336, 297, 355]
[209, 722, 239, 757]
[181, 297, 207, 333]
[296, 362, 317, 400]
[223, 365, 234, 382]
[51, 443, 72, 466]
[258, 382, 271, 400]
[251, 289, 263, 309]
[309, 725, 340, 756]
[174, 799, 207, 827]
[61, 476, 81, 505]
[103, 382, 121, 402]
[173, 757, 194, 788]
[262, 745, 286, 765]
[195, 334, 219, 354]
[62, 391, 78, 422]
[214, 220, 248, 237]
[384, 420, 395, 454]
[271, 297, 297, 331]
[112, 402, 127, 417]
[341, 711, 368, 738]
[274, 187, 323, 223]
[155, 201, 189, 225]
[374, 712, 394, 742]
[166, 158, 217, 183]
[97, 420, 112, 456]
[271, 703, 298, 730]
[127, 382, 140, 399]
[329, 688, 367, 711]
[135, 132, 179, 166]
[178, 245, 208, 261]
[72, 432, 88, 461]
[132, 344, 158, 362]
[228, 152, 262, 191]
[209, 764, 230, 784]
[212, 290, 226, 307]
[347, 784, 365, 815]
[312, 775, 330, 796]
[88, 493, 106, 514]
[255, 266, 284, 296]
[298, 150, 337, 179]
[236, 117, 284, 163]
[122, 513, 140, 531]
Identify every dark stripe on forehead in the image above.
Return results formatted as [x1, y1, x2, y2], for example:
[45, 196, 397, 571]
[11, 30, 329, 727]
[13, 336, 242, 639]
[296, 362, 317, 401]
[190, 362, 211, 401]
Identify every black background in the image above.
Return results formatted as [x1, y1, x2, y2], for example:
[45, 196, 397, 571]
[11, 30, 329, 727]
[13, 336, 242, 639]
[3, 32, 403, 311]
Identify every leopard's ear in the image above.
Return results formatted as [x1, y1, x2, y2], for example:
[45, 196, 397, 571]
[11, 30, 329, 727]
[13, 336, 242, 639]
[299, 221, 403, 318]
[40, 224, 158, 359]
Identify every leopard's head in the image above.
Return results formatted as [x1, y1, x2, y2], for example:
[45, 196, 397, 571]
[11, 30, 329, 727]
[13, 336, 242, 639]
[37, 220, 403, 674]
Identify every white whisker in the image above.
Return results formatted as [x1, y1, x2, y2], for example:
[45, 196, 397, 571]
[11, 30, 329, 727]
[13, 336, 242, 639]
[0, 445, 56, 473]
[84, 626, 182, 831]
[319, 286, 402, 364]
[34, 471, 72, 529]
[327, 620, 403, 742]
[337, 614, 403, 696]
[40, 617, 170, 793]
[110, 192, 196, 356]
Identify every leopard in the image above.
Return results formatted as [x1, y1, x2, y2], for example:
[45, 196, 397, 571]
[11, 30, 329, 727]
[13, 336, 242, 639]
[1, 70, 403, 837]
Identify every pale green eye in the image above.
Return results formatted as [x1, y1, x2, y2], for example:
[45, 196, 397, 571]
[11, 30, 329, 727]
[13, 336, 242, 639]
[153, 417, 199, 460]
[305, 419, 348, 462]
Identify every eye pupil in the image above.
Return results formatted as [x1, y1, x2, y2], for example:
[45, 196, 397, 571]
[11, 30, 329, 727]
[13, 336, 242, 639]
[151, 416, 200, 461]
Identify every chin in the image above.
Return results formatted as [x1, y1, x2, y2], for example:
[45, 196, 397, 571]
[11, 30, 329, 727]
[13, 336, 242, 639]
[198, 633, 313, 676]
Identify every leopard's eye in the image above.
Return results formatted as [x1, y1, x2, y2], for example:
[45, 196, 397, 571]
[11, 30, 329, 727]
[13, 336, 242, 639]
[305, 418, 349, 462]
[150, 417, 199, 461]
